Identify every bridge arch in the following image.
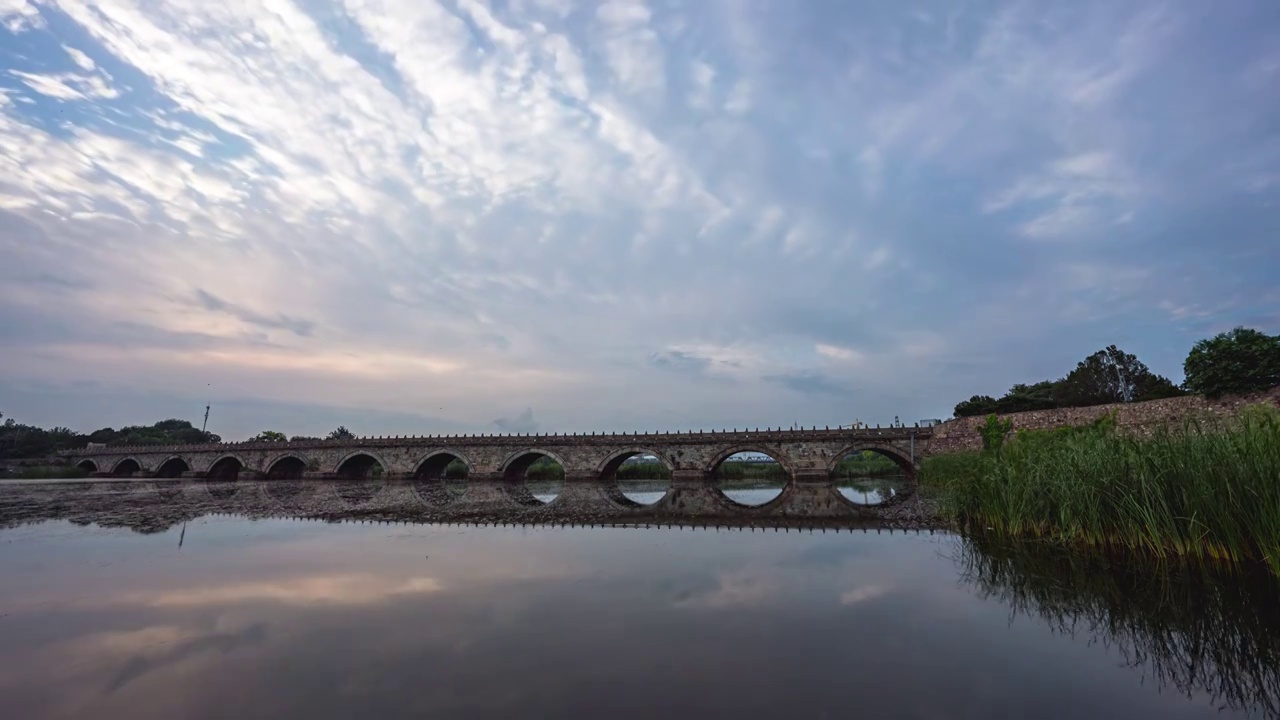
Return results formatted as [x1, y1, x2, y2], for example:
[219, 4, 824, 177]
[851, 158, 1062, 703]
[596, 447, 675, 477]
[827, 443, 916, 507]
[410, 450, 470, 506]
[597, 447, 676, 507]
[76, 459, 98, 474]
[704, 445, 796, 478]
[334, 450, 390, 479]
[825, 443, 916, 478]
[155, 456, 191, 478]
[413, 450, 472, 478]
[706, 445, 794, 509]
[110, 457, 142, 477]
[500, 448, 568, 506]
[206, 454, 248, 480]
[266, 454, 309, 480]
[500, 448, 569, 478]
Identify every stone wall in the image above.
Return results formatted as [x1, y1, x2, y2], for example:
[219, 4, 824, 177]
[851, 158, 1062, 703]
[925, 386, 1280, 456]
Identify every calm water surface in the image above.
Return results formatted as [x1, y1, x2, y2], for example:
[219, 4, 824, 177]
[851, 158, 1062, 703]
[1, 516, 1277, 719]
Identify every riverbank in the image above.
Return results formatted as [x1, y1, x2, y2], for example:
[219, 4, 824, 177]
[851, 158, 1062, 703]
[920, 403, 1280, 573]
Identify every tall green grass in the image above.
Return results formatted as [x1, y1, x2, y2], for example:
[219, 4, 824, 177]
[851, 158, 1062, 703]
[615, 461, 672, 481]
[924, 404, 1280, 574]
[713, 460, 787, 482]
[832, 452, 902, 478]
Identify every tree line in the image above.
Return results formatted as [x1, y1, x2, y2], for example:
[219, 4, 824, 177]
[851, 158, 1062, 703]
[0, 416, 363, 461]
[954, 327, 1280, 418]
[0, 417, 221, 461]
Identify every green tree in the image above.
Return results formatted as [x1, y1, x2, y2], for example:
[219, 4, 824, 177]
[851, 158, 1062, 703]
[995, 381, 1061, 413]
[250, 430, 288, 442]
[327, 426, 355, 440]
[1056, 345, 1183, 407]
[1184, 327, 1280, 398]
[954, 395, 998, 418]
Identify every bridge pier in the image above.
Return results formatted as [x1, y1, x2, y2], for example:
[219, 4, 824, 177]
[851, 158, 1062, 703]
[768, 484, 869, 518]
[656, 470, 729, 515]
[553, 481, 633, 513]
[456, 474, 528, 511]
[791, 469, 833, 485]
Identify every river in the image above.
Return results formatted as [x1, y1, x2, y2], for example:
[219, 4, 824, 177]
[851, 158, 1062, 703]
[1, 484, 1277, 719]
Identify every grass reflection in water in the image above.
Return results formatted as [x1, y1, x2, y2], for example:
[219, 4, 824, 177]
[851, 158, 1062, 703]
[956, 536, 1280, 717]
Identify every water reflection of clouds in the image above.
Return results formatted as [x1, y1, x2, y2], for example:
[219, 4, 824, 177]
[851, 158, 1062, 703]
[5, 519, 1250, 719]
[127, 574, 443, 608]
[103, 623, 268, 693]
[1, 621, 270, 719]
[671, 570, 782, 609]
[839, 584, 891, 606]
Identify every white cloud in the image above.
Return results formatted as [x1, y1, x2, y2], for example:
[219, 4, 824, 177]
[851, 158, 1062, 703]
[985, 151, 1135, 239]
[0, 0, 1273, 436]
[816, 343, 862, 362]
[724, 79, 751, 115]
[594, 0, 666, 99]
[0, 0, 42, 32]
[8, 69, 118, 101]
[63, 45, 96, 71]
[688, 59, 716, 110]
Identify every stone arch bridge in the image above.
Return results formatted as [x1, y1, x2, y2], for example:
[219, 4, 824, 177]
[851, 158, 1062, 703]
[62, 426, 933, 519]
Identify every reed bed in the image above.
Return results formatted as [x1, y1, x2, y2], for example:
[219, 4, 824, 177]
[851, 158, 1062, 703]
[924, 404, 1280, 574]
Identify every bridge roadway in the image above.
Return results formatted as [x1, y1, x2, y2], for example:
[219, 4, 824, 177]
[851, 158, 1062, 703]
[61, 427, 933, 519]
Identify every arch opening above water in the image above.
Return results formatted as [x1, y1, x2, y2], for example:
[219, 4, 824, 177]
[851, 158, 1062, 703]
[155, 457, 190, 479]
[710, 449, 790, 507]
[266, 455, 307, 480]
[207, 456, 244, 481]
[412, 452, 469, 505]
[332, 453, 386, 507]
[501, 450, 564, 506]
[831, 446, 913, 506]
[76, 459, 98, 474]
[111, 458, 141, 477]
[599, 449, 672, 506]
[335, 453, 385, 480]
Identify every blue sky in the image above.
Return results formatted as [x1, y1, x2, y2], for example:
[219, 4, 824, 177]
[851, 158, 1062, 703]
[1, 0, 1277, 439]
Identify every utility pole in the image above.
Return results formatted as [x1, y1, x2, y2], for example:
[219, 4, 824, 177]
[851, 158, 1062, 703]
[201, 383, 211, 433]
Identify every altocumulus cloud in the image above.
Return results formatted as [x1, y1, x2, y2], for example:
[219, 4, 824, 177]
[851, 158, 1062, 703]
[0, 0, 1277, 438]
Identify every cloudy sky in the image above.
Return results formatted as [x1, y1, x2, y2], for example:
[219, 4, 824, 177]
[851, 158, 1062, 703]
[1, 0, 1277, 439]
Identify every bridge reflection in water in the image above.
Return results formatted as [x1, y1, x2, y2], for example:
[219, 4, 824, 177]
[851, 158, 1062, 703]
[0, 478, 931, 533]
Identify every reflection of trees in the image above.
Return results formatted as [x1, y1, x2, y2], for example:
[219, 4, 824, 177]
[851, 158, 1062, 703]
[956, 537, 1280, 717]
